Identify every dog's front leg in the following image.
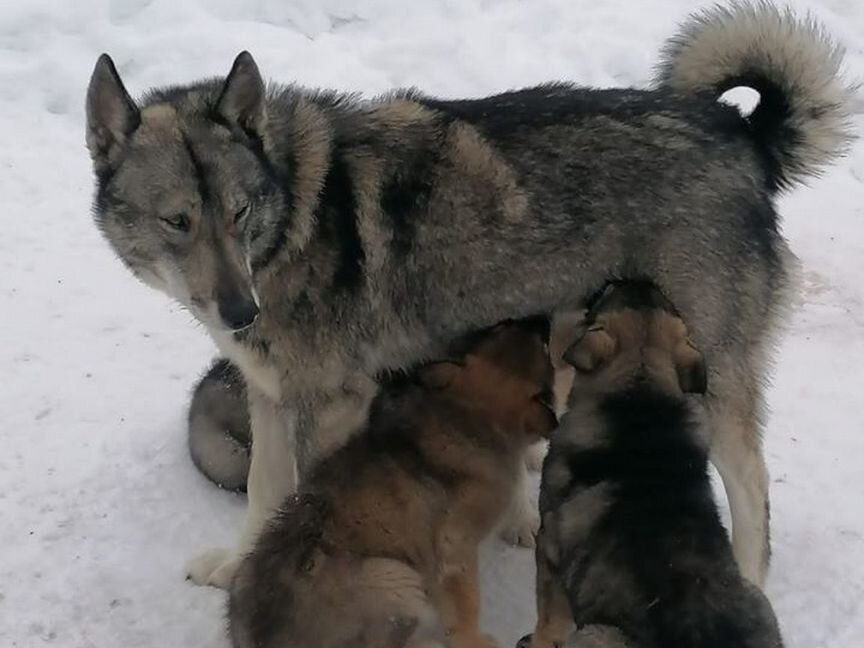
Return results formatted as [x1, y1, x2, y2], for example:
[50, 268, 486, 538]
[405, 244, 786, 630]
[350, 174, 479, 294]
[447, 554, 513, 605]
[499, 459, 540, 548]
[238, 389, 299, 551]
[434, 484, 500, 648]
[435, 542, 496, 648]
[524, 548, 574, 648]
[186, 388, 298, 589]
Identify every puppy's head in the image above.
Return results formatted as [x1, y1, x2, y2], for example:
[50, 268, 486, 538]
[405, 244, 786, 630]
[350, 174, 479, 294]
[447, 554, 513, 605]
[418, 317, 557, 440]
[562, 281, 707, 399]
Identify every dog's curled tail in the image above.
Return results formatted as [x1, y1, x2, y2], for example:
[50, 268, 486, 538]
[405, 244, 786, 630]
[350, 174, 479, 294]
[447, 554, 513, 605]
[655, 1, 855, 191]
[188, 359, 251, 492]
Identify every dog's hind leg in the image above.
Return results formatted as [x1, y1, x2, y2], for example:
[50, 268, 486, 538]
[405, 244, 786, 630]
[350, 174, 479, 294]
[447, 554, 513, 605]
[354, 558, 439, 648]
[709, 403, 770, 588]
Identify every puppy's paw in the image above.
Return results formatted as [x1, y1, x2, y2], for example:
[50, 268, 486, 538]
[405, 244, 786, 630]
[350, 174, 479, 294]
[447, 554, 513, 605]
[500, 500, 540, 549]
[185, 548, 240, 589]
[449, 632, 498, 648]
[524, 441, 548, 473]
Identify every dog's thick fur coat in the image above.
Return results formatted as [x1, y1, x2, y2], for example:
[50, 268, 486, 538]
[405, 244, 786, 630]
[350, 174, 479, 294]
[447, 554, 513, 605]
[86, 2, 853, 587]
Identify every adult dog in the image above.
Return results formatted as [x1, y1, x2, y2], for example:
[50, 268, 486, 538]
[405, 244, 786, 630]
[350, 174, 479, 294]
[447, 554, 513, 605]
[86, 2, 852, 588]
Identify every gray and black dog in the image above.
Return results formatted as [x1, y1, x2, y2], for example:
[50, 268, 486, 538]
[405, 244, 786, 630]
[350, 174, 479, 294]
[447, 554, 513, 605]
[86, 2, 853, 589]
[522, 281, 783, 648]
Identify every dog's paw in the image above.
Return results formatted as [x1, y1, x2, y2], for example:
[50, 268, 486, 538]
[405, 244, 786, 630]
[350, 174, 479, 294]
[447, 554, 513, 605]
[499, 514, 539, 548]
[524, 441, 548, 473]
[185, 548, 240, 589]
[500, 500, 540, 549]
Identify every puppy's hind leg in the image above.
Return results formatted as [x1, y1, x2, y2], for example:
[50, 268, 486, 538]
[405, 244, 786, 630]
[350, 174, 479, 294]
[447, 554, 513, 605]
[356, 558, 439, 648]
[709, 401, 771, 588]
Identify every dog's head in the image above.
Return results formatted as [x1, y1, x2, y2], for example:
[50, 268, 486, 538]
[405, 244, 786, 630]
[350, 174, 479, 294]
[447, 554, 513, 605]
[562, 281, 707, 399]
[418, 317, 557, 440]
[86, 52, 290, 332]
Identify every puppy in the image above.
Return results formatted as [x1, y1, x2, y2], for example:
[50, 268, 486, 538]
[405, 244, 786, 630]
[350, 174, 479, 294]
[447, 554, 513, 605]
[229, 319, 557, 648]
[523, 282, 783, 648]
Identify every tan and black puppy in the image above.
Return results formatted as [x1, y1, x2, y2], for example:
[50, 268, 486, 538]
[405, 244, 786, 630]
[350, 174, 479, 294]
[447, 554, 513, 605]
[229, 318, 557, 648]
[523, 281, 784, 648]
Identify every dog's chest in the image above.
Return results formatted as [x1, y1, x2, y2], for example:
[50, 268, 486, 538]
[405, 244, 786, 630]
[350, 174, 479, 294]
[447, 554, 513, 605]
[209, 329, 282, 402]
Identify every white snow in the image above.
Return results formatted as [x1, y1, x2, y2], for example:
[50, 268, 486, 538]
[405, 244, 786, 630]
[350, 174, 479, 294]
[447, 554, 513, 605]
[1, 0, 862, 646]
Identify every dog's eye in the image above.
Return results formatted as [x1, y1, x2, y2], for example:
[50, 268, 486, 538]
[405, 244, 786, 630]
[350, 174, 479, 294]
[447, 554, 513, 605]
[160, 213, 190, 232]
[234, 203, 250, 225]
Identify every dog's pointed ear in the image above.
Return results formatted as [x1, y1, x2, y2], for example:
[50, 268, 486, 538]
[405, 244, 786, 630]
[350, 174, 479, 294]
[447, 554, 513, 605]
[218, 51, 267, 133]
[563, 326, 616, 373]
[86, 54, 140, 165]
[674, 339, 707, 394]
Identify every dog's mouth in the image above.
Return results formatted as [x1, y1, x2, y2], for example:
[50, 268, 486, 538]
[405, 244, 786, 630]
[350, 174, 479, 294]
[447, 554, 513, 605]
[536, 386, 555, 409]
[534, 389, 557, 417]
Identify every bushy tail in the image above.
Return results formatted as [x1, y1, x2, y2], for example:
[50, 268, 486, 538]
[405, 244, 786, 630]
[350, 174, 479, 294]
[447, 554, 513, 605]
[655, 1, 855, 191]
[187, 359, 251, 492]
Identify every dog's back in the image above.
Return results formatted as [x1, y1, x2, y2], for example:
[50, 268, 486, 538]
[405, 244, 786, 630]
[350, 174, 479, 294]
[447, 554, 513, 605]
[530, 282, 783, 648]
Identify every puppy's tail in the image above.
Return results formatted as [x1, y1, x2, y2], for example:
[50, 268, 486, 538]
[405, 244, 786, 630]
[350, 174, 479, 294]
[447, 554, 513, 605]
[188, 359, 251, 492]
[655, 1, 855, 191]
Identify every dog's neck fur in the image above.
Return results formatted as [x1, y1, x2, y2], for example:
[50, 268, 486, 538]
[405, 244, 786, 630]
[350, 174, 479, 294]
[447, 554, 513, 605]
[195, 85, 564, 395]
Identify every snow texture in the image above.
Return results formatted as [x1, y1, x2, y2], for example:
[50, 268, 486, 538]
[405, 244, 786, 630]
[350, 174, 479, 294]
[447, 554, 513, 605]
[1, 1, 862, 646]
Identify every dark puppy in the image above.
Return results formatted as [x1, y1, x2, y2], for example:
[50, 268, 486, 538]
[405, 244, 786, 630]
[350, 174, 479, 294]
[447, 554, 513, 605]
[230, 319, 557, 648]
[523, 282, 783, 648]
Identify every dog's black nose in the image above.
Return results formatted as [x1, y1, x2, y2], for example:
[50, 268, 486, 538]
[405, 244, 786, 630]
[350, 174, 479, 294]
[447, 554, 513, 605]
[219, 297, 259, 331]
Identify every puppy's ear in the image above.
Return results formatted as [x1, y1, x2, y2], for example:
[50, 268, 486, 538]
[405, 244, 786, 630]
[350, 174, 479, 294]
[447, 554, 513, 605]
[522, 400, 558, 440]
[86, 54, 140, 166]
[674, 339, 707, 394]
[218, 51, 267, 133]
[563, 327, 616, 373]
[416, 361, 462, 390]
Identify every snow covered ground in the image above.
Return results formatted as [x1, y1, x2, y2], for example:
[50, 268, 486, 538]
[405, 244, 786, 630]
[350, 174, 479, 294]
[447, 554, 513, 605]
[1, 0, 862, 646]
